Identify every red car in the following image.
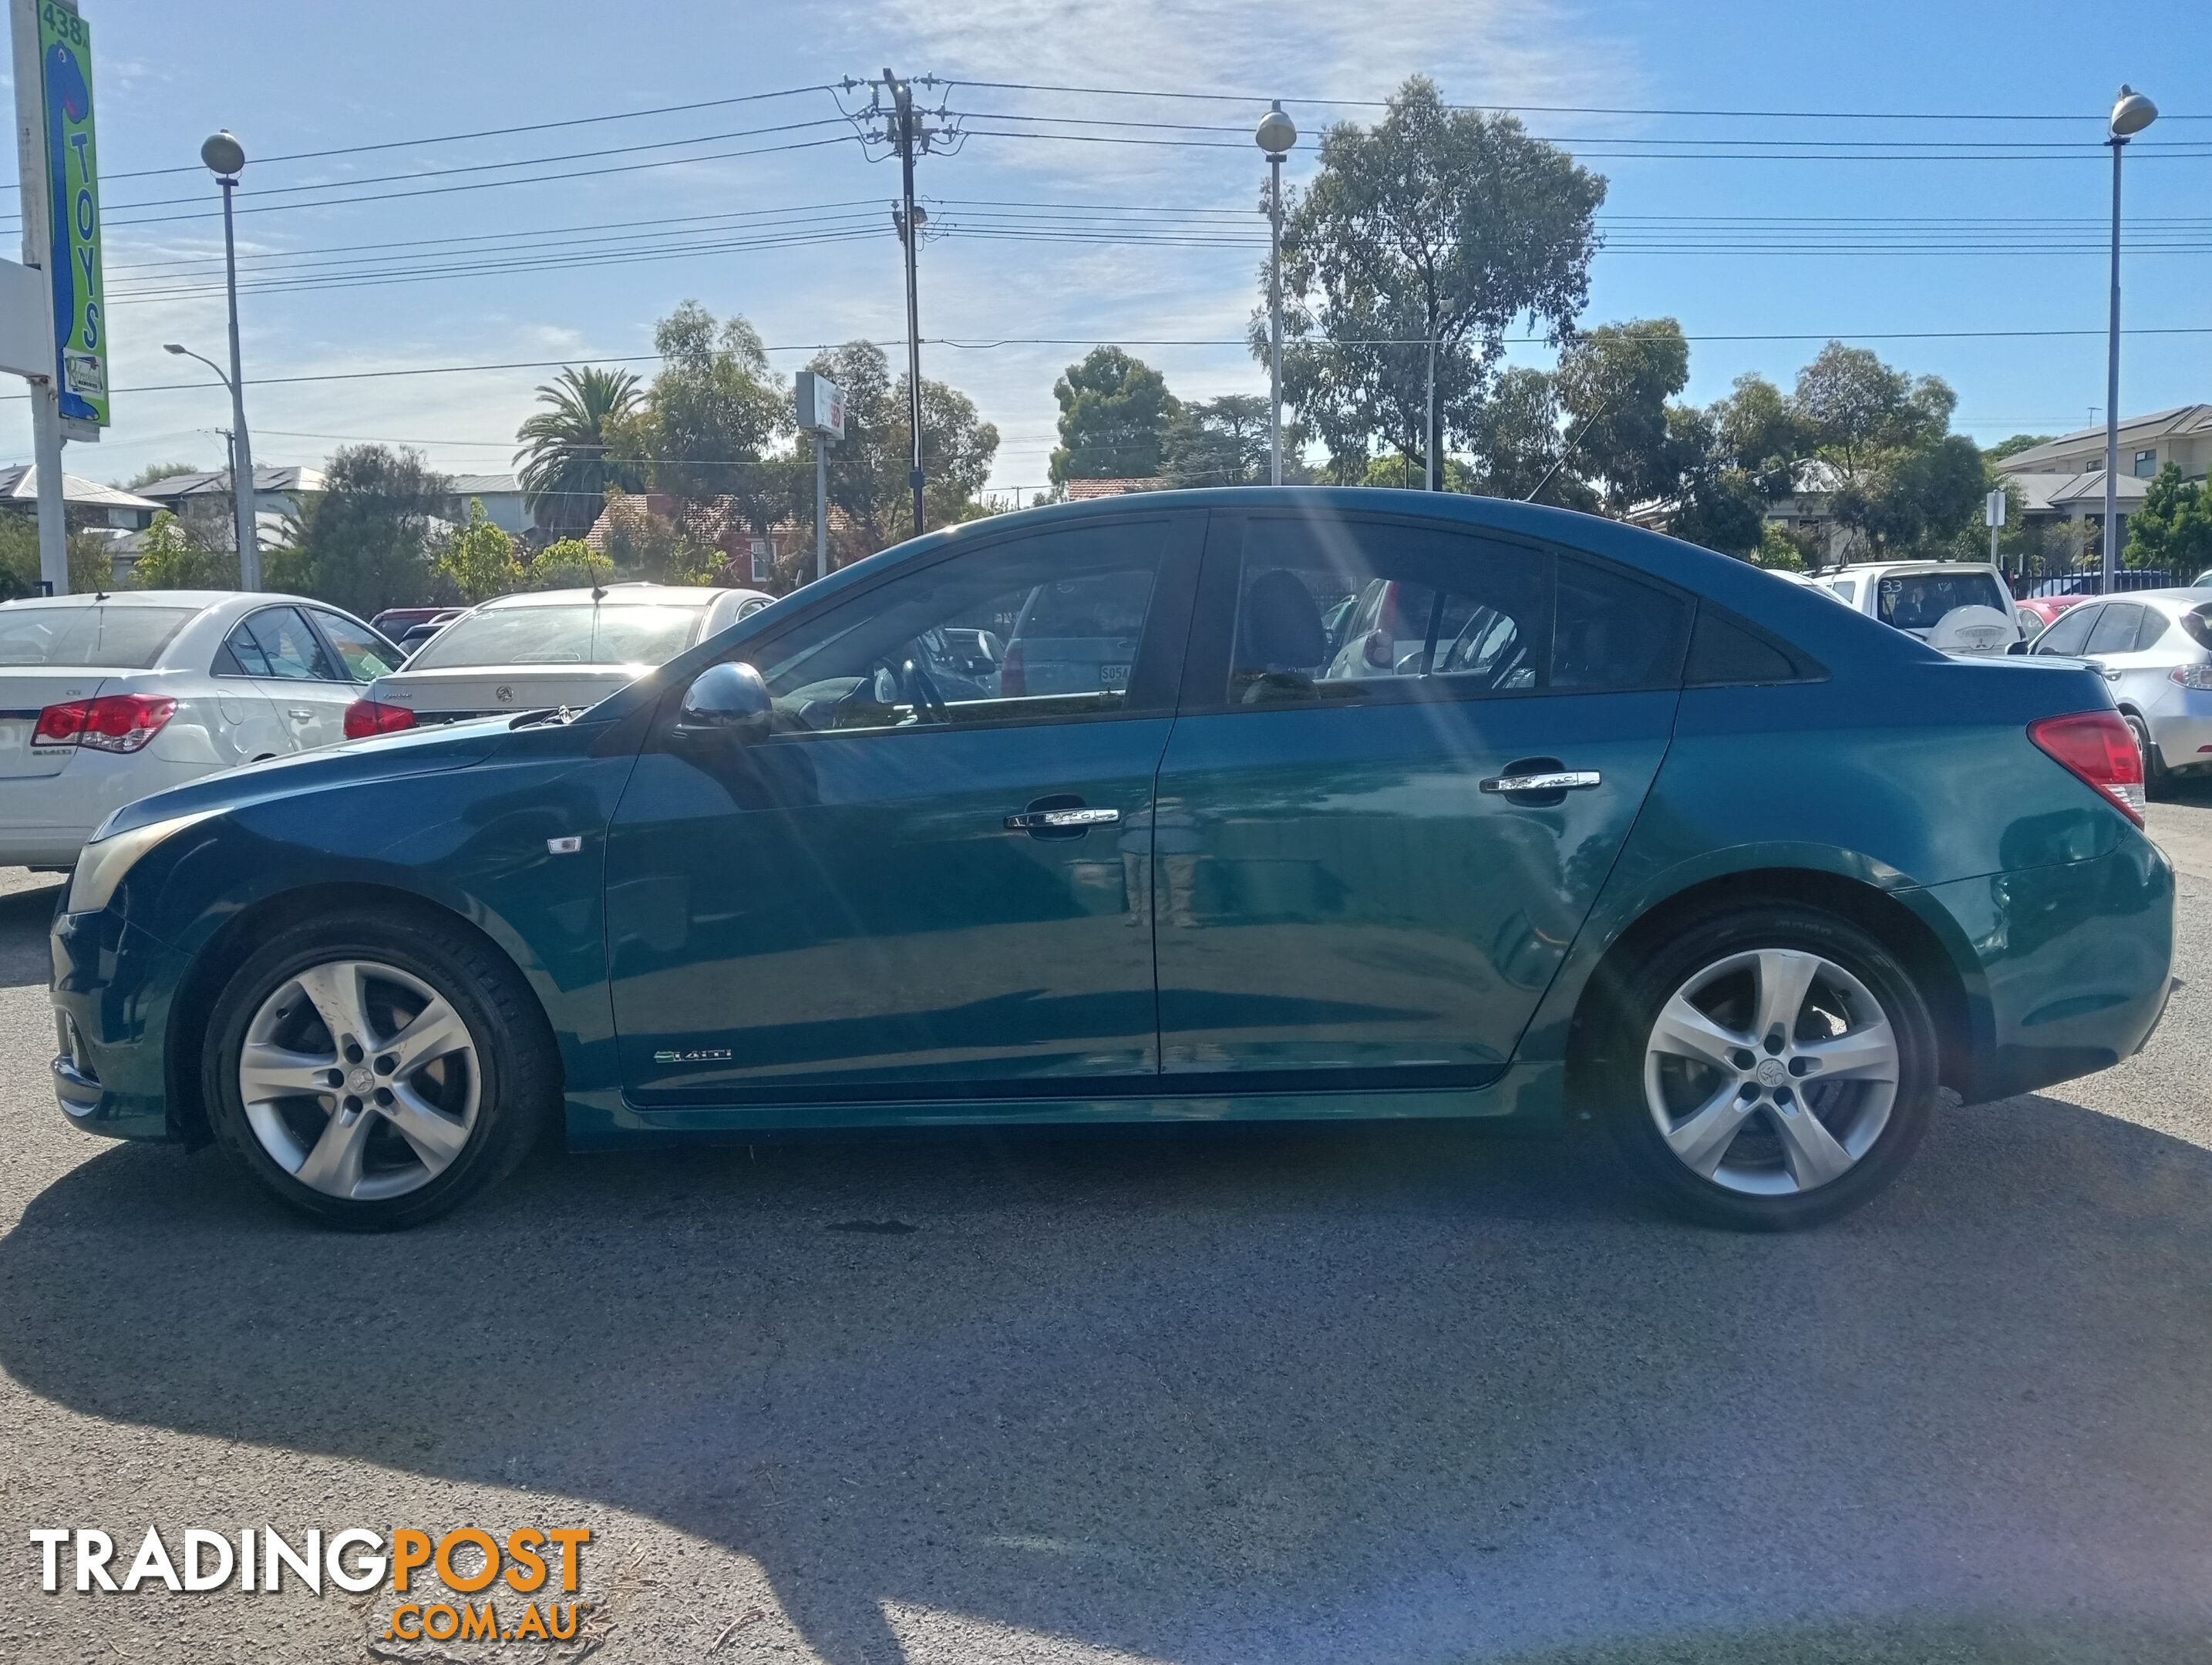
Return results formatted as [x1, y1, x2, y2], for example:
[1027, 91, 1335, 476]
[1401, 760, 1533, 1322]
[2015, 594, 2090, 635]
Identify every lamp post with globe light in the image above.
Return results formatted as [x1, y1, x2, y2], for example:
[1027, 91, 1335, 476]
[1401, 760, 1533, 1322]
[1254, 103, 1298, 486]
[199, 130, 258, 587]
[2102, 86, 2156, 591]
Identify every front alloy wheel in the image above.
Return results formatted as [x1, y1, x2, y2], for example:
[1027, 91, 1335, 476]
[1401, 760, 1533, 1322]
[204, 908, 554, 1229]
[237, 959, 480, 1202]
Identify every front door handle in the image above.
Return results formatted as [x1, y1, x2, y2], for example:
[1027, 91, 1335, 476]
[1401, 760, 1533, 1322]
[1005, 806, 1121, 832]
[1480, 769, 1601, 795]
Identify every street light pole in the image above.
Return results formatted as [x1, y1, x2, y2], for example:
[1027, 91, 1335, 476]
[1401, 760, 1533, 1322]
[2102, 86, 2156, 592]
[200, 130, 258, 588]
[1255, 103, 1298, 487]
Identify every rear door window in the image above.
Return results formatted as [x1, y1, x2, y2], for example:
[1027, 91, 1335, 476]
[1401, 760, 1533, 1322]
[1221, 516, 1688, 706]
[2087, 604, 2144, 657]
[0, 604, 197, 668]
[234, 607, 342, 681]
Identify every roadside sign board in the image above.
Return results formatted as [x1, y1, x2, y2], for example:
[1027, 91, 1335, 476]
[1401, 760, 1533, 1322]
[795, 371, 845, 439]
[1985, 488, 2007, 530]
[35, 0, 104, 429]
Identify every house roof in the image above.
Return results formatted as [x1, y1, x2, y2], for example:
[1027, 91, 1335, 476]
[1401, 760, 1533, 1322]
[0, 465, 159, 511]
[2005, 469, 2152, 513]
[1063, 476, 1166, 500]
[449, 472, 521, 496]
[134, 465, 326, 501]
[1996, 406, 2212, 473]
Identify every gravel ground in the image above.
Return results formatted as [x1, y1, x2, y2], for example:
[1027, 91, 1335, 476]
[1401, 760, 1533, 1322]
[3, 803, 2212, 1665]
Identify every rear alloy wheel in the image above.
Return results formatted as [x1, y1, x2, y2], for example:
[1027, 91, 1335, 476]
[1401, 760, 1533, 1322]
[1604, 906, 1936, 1229]
[204, 911, 553, 1229]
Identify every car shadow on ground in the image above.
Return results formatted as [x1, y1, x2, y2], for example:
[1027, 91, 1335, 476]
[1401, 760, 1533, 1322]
[4, 1081, 2212, 1663]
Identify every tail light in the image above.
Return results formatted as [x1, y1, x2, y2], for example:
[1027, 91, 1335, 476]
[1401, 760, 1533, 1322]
[32, 694, 177, 754]
[2170, 664, 2212, 690]
[344, 698, 416, 739]
[2029, 710, 2145, 826]
[998, 642, 1025, 696]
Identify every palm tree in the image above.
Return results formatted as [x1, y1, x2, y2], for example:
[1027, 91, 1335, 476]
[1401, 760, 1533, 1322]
[514, 366, 646, 539]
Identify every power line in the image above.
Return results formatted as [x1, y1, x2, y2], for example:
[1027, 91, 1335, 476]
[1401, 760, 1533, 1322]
[0, 83, 840, 193]
[947, 77, 2208, 123]
[11, 133, 863, 232]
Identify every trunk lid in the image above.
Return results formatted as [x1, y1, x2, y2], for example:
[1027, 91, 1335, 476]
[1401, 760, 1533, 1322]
[368, 664, 650, 724]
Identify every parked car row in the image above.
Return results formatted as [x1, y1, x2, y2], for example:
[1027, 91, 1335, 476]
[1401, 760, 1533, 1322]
[0, 582, 775, 866]
[45, 489, 2173, 1240]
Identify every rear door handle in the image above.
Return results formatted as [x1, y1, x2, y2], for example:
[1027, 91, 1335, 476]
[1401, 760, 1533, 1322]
[1005, 806, 1121, 831]
[286, 707, 314, 720]
[1480, 769, 1601, 795]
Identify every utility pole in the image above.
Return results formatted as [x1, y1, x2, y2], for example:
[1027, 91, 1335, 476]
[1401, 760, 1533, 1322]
[885, 69, 926, 539]
[1424, 331, 1436, 491]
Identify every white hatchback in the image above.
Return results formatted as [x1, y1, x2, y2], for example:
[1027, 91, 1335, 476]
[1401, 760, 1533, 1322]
[0, 590, 403, 866]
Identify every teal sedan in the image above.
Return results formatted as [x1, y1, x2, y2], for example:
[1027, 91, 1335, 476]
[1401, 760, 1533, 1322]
[49, 491, 2174, 1231]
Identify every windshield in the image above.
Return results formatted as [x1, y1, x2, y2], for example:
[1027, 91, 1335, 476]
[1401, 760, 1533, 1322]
[406, 602, 703, 670]
[1876, 570, 2009, 631]
[0, 604, 198, 668]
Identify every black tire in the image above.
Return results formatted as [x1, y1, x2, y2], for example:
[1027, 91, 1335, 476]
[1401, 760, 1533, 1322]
[1597, 903, 1938, 1231]
[202, 907, 556, 1230]
[2123, 711, 2170, 799]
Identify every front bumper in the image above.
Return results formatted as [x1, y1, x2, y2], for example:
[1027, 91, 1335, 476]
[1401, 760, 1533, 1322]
[49, 903, 190, 1142]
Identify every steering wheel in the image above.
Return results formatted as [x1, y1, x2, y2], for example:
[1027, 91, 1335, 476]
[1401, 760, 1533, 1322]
[900, 657, 951, 722]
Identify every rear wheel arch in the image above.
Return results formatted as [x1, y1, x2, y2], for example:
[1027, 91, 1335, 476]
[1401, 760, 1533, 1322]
[1564, 866, 1983, 1108]
[167, 882, 561, 1145]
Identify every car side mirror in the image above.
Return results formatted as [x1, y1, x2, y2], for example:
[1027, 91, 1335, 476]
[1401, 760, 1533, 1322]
[2006, 639, 2029, 656]
[677, 661, 771, 742]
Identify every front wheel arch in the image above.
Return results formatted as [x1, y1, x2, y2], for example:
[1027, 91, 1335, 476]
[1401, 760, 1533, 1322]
[167, 882, 561, 1145]
[1564, 867, 1978, 1112]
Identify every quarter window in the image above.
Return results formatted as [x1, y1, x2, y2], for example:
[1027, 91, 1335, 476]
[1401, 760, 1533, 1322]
[749, 520, 1172, 735]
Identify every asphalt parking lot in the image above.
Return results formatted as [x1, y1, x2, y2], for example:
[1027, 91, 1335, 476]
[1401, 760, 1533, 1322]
[5, 802, 2212, 1665]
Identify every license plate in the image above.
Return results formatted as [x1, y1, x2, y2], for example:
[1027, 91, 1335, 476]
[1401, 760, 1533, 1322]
[1099, 663, 1130, 689]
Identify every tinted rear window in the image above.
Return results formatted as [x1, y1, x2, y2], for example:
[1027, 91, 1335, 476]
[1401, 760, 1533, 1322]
[0, 604, 197, 668]
[1875, 570, 2008, 630]
[2182, 605, 2212, 653]
[408, 603, 704, 669]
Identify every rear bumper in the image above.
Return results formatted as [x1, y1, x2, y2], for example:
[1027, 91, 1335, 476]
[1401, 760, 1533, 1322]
[0, 754, 214, 867]
[1915, 834, 2176, 1103]
[49, 903, 188, 1142]
[2141, 692, 2212, 771]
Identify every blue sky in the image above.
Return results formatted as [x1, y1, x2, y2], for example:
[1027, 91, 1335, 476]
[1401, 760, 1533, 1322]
[7, 0, 2210, 499]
